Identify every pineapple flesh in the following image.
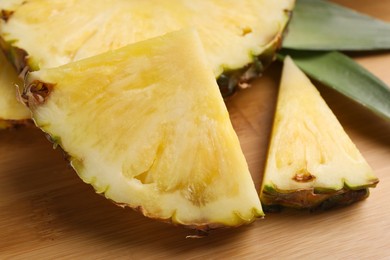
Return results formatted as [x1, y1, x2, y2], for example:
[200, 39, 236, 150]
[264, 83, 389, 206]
[23, 30, 263, 229]
[260, 57, 379, 210]
[0, 0, 294, 95]
[0, 50, 30, 128]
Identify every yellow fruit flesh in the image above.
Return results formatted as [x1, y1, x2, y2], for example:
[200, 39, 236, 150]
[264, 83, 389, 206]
[260, 57, 378, 209]
[1, 0, 294, 76]
[0, 50, 30, 127]
[25, 30, 263, 228]
[0, 0, 25, 11]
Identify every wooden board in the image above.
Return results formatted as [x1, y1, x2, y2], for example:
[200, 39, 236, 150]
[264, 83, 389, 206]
[1, 1, 389, 258]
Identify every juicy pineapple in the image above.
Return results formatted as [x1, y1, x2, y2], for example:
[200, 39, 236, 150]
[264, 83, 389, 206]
[260, 57, 379, 210]
[0, 0, 294, 95]
[0, 50, 30, 128]
[23, 30, 263, 229]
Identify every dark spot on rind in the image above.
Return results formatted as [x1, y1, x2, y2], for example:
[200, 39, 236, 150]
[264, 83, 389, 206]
[23, 80, 54, 107]
[0, 10, 14, 22]
[293, 171, 316, 182]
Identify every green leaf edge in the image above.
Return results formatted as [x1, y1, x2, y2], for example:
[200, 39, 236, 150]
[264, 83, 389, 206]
[283, 0, 390, 51]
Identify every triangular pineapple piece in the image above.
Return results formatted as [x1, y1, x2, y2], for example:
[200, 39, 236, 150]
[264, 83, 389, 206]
[260, 56, 379, 210]
[0, 50, 30, 128]
[0, 0, 294, 95]
[23, 30, 263, 229]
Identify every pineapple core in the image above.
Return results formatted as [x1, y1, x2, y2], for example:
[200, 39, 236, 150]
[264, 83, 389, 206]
[260, 57, 378, 209]
[24, 30, 263, 228]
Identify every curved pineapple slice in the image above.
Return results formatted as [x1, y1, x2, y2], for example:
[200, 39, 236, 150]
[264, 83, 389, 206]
[0, 0, 294, 95]
[260, 57, 379, 210]
[0, 50, 30, 129]
[23, 30, 263, 229]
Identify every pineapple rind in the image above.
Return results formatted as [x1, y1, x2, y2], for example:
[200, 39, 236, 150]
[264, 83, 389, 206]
[261, 185, 370, 210]
[25, 30, 263, 228]
[260, 57, 379, 209]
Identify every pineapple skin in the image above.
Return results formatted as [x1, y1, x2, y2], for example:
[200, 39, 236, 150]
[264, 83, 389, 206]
[260, 57, 379, 211]
[0, 0, 295, 97]
[23, 30, 263, 230]
[261, 185, 371, 211]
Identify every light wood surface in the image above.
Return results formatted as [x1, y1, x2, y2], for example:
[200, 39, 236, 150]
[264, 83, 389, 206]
[1, 1, 389, 259]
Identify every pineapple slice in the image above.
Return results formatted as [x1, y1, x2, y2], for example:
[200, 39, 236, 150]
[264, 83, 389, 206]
[260, 57, 379, 210]
[23, 30, 263, 229]
[0, 50, 30, 128]
[0, 0, 294, 95]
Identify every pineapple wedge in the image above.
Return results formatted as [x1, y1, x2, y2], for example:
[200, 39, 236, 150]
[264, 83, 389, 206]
[260, 57, 379, 210]
[0, 0, 294, 95]
[23, 30, 263, 229]
[0, 50, 30, 129]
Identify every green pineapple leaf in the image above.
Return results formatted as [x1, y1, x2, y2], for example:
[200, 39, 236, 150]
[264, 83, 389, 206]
[283, 0, 390, 50]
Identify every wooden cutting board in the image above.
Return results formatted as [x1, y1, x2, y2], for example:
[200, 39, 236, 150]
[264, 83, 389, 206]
[1, 1, 389, 258]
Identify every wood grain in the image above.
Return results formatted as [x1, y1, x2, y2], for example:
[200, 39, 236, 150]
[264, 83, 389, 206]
[1, 1, 390, 258]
